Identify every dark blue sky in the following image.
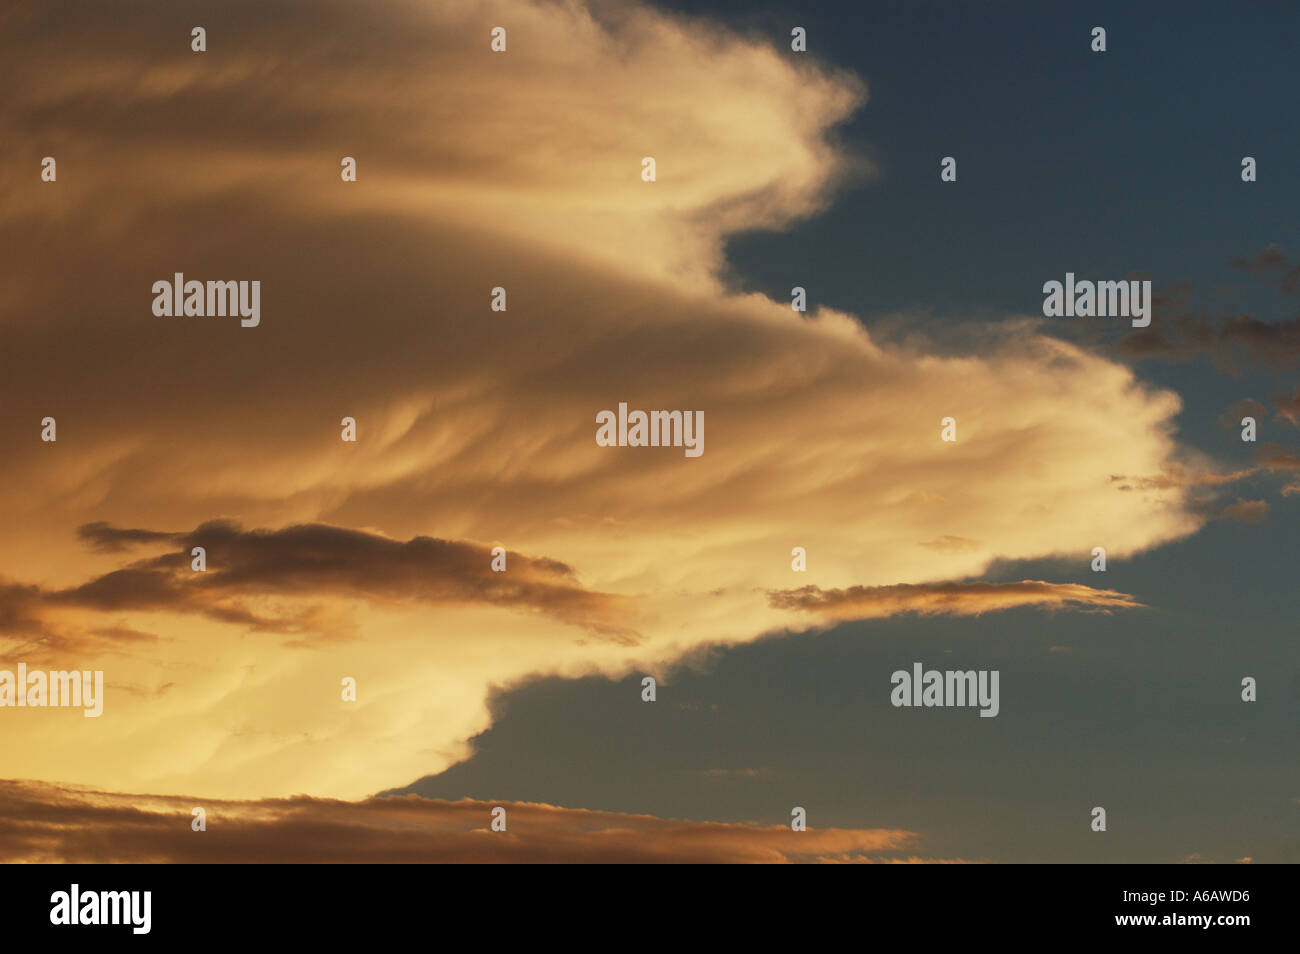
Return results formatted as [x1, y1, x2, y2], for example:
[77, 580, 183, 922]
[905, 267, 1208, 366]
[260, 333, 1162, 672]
[676, 0, 1298, 317]
[397, 1, 1298, 862]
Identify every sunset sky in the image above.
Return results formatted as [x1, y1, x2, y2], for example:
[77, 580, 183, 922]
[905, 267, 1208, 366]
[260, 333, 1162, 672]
[1, 0, 1295, 863]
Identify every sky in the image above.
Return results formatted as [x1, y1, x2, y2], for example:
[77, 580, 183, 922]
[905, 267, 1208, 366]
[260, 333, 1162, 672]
[0, 0, 1295, 863]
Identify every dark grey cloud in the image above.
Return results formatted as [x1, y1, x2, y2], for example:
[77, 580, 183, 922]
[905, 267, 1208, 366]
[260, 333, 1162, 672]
[1230, 244, 1300, 296]
[1114, 247, 1300, 372]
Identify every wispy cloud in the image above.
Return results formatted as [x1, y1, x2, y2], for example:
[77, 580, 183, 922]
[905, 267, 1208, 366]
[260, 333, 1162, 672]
[0, 0, 1203, 800]
[768, 580, 1141, 621]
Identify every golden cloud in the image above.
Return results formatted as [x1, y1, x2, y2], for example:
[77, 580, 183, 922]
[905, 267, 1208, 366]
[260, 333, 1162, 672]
[768, 580, 1142, 620]
[0, 779, 917, 864]
[0, 0, 1205, 800]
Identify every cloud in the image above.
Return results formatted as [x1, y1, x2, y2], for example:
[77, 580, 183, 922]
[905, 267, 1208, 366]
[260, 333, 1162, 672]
[0, 779, 918, 864]
[1258, 443, 1300, 472]
[768, 580, 1142, 621]
[1115, 247, 1300, 372]
[1221, 398, 1268, 426]
[77, 522, 175, 553]
[1272, 390, 1300, 426]
[1118, 313, 1300, 372]
[0, 521, 637, 655]
[1216, 499, 1269, 525]
[1230, 244, 1300, 295]
[0, 0, 866, 292]
[1107, 449, 1300, 520]
[1105, 464, 1271, 525]
[0, 0, 1204, 799]
[918, 536, 982, 553]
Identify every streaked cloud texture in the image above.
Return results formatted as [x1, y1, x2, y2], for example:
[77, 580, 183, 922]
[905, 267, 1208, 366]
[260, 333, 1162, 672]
[0, 0, 1213, 810]
[0, 780, 922, 864]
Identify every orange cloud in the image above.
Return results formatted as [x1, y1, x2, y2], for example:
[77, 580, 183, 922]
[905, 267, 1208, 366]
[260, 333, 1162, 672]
[0, 0, 1207, 800]
[0, 779, 917, 864]
[769, 580, 1142, 621]
[1217, 499, 1269, 524]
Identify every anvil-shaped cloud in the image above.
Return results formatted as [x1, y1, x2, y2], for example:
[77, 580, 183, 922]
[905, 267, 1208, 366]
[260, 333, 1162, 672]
[0, 0, 1198, 799]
